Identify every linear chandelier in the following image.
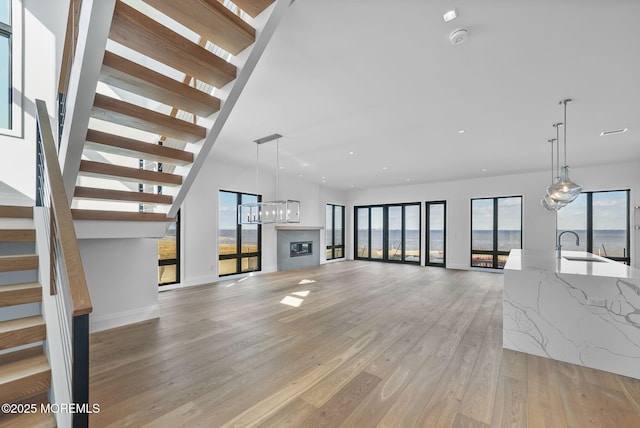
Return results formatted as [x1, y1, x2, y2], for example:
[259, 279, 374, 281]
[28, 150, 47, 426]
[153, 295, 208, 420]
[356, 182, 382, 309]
[238, 133, 300, 225]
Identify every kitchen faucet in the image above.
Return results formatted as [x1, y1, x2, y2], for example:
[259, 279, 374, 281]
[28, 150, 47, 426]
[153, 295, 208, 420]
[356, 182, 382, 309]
[557, 230, 579, 258]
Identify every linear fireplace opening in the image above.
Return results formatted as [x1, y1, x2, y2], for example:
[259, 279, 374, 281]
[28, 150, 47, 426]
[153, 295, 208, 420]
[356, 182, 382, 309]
[290, 241, 313, 257]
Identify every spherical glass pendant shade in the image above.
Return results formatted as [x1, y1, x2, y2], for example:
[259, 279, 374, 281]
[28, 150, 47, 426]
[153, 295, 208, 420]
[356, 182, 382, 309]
[541, 193, 566, 211]
[546, 166, 582, 203]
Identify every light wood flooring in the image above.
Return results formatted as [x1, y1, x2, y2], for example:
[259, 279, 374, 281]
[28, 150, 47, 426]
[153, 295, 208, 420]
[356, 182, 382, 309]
[89, 261, 640, 427]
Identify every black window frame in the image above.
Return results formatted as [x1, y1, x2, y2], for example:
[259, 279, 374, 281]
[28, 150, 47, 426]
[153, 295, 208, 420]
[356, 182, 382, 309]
[158, 210, 180, 286]
[326, 203, 345, 260]
[425, 200, 446, 267]
[218, 190, 262, 277]
[557, 189, 631, 265]
[354, 202, 421, 265]
[470, 196, 522, 269]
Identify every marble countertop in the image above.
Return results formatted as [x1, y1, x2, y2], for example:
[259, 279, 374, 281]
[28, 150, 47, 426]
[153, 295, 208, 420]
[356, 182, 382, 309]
[504, 249, 640, 279]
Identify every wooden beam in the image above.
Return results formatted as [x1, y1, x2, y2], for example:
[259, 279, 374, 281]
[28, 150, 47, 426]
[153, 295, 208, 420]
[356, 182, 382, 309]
[85, 129, 194, 166]
[232, 0, 276, 18]
[71, 209, 175, 222]
[100, 52, 221, 117]
[92, 94, 206, 143]
[78, 160, 183, 186]
[143, 0, 256, 55]
[74, 187, 173, 205]
[109, 0, 237, 88]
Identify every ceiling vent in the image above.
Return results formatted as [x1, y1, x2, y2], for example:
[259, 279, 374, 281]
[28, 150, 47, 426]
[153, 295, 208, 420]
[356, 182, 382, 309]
[449, 28, 469, 45]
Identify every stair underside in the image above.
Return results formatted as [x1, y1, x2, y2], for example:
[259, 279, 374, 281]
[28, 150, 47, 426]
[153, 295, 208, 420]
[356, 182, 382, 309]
[71, 209, 174, 222]
[74, 187, 173, 205]
[0, 254, 38, 273]
[0, 282, 41, 307]
[233, 0, 276, 18]
[100, 51, 221, 117]
[0, 354, 50, 404]
[78, 160, 182, 187]
[0, 229, 36, 243]
[92, 94, 206, 143]
[144, 0, 256, 55]
[0, 316, 46, 351]
[0, 207, 32, 219]
[109, 0, 237, 89]
[85, 129, 194, 166]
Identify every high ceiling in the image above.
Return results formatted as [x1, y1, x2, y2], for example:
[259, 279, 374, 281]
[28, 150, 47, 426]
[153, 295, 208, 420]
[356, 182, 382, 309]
[212, 0, 640, 191]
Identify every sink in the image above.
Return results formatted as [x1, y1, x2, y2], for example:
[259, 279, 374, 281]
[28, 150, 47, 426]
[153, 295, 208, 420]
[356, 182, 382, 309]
[563, 256, 606, 263]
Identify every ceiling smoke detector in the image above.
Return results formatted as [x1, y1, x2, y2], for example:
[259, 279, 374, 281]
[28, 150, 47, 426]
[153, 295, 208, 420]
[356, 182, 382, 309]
[449, 28, 468, 45]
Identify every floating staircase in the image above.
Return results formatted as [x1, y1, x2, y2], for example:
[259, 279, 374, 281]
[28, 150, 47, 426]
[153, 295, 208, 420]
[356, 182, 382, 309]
[0, 206, 56, 427]
[62, 0, 283, 223]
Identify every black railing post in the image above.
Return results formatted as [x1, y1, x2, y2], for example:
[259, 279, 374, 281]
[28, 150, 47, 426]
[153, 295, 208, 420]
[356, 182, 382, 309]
[58, 92, 66, 149]
[72, 314, 90, 428]
[35, 123, 43, 207]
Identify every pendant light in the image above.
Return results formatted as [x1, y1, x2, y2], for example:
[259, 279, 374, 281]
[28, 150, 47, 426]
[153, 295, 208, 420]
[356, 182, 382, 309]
[541, 134, 566, 211]
[546, 99, 582, 203]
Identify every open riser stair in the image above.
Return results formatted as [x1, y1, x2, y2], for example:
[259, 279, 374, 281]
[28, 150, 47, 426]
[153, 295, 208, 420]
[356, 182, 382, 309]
[61, 0, 283, 223]
[0, 207, 56, 427]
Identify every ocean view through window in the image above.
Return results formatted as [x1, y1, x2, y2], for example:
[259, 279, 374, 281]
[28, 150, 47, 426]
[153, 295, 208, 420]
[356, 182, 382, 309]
[219, 190, 262, 276]
[471, 196, 522, 269]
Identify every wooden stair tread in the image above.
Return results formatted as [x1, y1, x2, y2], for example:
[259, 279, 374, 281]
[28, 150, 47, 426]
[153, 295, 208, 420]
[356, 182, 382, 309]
[0, 229, 36, 243]
[144, 0, 256, 55]
[0, 254, 38, 273]
[0, 410, 56, 428]
[0, 316, 46, 351]
[92, 94, 206, 143]
[100, 51, 221, 117]
[109, 0, 237, 88]
[232, 0, 276, 18]
[0, 354, 50, 404]
[85, 129, 194, 166]
[78, 160, 182, 187]
[72, 209, 175, 222]
[74, 187, 173, 205]
[0, 207, 33, 219]
[0, 282, 41, 307]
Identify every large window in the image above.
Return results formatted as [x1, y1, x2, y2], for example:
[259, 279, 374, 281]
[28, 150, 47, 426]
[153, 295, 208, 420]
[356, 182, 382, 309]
[158, 211, 180, 286]
[557, 190, 630, 264]
[471, 196, 522, 269]
[426, 201, 446, 267]
[218, 190, 261, 276]
[355, 203, 420, 264]
[326, 204, 344, 260]
[0, 0, 19, 134]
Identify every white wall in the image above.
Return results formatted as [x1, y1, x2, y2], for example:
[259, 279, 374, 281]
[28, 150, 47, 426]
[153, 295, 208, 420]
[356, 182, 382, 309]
[0, 0, 68, 199]
[180, 155, 348, 287]
[347, 161, 640, 269]
[78, 238, 160, 332]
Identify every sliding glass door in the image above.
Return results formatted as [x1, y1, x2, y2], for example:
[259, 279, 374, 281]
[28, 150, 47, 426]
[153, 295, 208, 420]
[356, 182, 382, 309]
[426, 201, 446, 267]
[355, 203, 421, 264]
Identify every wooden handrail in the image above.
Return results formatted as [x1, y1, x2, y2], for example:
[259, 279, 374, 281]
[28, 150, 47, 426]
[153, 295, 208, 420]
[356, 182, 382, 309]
[58, 0, 83, 95]
[35, 99, 93, 316]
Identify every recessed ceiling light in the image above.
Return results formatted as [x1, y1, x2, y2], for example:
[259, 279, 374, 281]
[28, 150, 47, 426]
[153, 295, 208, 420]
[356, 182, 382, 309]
[350, 184, 355, 188]
[406, 178, 412, 181]
[600, 128, 628, 136]
[482, 169, 487, 172]
[443, 9, 458, 23]
[298, 174, 303, 177]
[348, 151, 355, 155]
[458, 130, 465, 134]
[382, 166, 388, 170]
[321, 176, 326, 179]
[279, 166, 284, 169]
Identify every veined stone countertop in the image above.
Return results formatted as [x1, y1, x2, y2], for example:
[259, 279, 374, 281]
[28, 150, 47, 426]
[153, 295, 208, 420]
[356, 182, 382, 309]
[504, 249, 639, 279]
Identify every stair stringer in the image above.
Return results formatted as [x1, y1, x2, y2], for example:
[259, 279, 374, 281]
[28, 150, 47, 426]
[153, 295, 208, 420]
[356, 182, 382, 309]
[166, 0, 293, 218]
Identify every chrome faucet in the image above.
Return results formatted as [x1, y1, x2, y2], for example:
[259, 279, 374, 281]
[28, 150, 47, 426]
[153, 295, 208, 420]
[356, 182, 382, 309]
[557, 230, 579, 258]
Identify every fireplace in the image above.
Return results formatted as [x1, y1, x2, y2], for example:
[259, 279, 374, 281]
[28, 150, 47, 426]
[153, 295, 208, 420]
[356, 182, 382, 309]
[276, 226, 323, 272]
[290, 241, 313, 257]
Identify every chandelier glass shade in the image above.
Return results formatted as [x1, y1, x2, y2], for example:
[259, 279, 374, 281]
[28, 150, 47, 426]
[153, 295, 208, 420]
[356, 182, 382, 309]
[546, 165, 582, 203]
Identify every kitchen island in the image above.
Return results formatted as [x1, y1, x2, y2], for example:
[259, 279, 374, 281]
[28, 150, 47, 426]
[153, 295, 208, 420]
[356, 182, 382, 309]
[503, 249, 640, 379]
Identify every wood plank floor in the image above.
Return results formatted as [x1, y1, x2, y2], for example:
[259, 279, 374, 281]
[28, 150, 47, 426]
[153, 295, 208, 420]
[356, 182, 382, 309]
[89, 261, 640, 427]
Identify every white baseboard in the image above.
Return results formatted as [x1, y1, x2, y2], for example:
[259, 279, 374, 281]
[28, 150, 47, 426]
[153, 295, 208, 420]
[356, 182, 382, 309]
[89, 304, 160, 333]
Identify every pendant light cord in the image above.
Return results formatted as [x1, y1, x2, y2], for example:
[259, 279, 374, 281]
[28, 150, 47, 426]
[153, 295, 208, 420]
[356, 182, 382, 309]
[276, 138, 280, 201]
[256, 142, 259, 194]
[563, 100, 567, 166]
